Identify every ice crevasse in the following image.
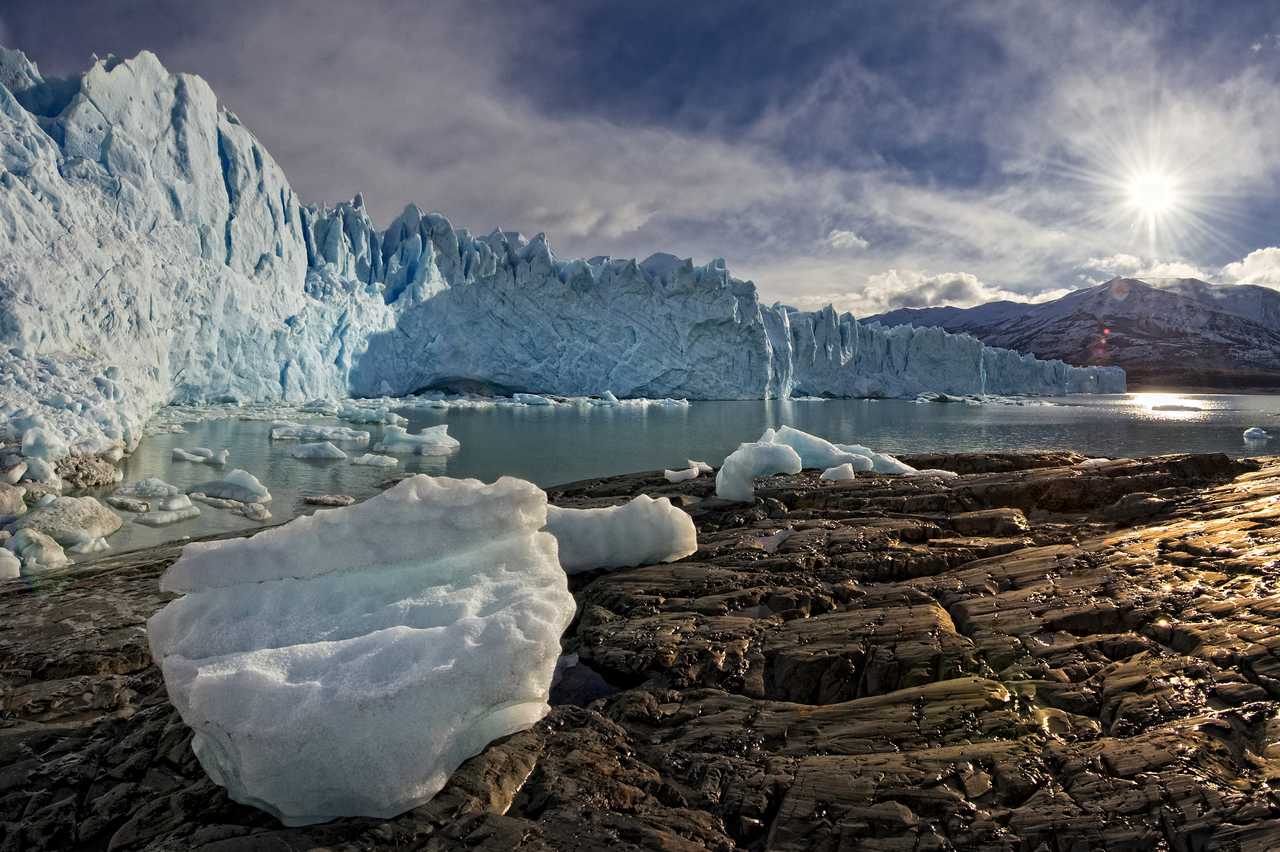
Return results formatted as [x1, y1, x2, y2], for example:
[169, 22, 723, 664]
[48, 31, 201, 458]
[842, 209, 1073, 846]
[0, 47, 1126, 466]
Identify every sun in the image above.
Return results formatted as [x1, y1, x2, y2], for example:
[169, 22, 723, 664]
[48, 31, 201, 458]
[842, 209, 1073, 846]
[1124, 170, 1180, 217]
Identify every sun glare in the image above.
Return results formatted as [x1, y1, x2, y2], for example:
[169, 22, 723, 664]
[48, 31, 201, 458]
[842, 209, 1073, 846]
[1125, 170, 1179, 217]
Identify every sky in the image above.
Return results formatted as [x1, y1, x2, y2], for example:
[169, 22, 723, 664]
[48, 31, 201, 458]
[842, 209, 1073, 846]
[5, 0, 1280, 316]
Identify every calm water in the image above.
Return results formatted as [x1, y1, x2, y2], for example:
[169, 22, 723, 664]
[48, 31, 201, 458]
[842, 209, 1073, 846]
[95, 392, 1279, 556]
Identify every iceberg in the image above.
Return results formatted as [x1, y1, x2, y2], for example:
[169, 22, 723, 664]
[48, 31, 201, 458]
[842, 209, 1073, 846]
[374, 424, 460, 456]
[189, 469, 272, 504]
[0, 47, 1125, 466]
[545, 495, 697, 573]
[173, 447, 230, 465]
[1244, 427, 1269, 441]
[147, 475, 575, 825]
[290, 441, 348, 460]
[350, 452, 399, 467]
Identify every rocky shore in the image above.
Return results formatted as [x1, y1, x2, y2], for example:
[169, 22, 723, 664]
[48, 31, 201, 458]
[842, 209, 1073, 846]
[4, 451, 1280, 850]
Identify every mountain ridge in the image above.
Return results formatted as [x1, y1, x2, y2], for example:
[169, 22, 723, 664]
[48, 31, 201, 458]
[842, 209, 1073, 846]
[868, 277, 1280, 391]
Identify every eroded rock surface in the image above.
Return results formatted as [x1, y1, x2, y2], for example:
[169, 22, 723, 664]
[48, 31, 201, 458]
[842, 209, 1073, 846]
[5, 452, 1280, 850]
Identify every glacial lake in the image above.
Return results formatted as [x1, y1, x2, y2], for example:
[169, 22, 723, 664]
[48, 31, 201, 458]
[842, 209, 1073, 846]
[92, 392, 1280, 557]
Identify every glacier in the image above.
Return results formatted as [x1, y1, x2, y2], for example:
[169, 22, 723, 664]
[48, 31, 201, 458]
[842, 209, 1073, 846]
[0, 47, 1125, 469]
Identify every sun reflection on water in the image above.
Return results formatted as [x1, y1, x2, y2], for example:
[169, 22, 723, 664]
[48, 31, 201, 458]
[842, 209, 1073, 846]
[1128, 393, 1208, 421]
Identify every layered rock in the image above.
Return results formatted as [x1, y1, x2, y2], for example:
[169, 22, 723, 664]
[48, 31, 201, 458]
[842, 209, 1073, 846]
[6, 452, 1280, 849]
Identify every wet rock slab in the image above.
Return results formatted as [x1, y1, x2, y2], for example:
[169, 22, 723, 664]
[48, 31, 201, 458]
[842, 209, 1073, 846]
[5, 452, 1280, 849]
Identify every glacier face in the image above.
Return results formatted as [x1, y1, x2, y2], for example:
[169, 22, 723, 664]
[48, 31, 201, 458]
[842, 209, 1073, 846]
[0, 48, 1123, 461]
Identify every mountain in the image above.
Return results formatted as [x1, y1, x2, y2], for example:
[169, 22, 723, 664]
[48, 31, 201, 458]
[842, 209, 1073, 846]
[0, 48, 1123, 462]
[869, 277, 1280, 391]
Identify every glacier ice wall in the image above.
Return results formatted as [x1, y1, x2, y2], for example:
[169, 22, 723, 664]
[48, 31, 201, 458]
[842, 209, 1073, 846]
[0, 48, 1123, 459]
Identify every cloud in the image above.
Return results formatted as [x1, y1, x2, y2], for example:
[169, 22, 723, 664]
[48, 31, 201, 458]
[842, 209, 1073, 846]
[1077, 255, 1208, 284]
[1221, 247, 1280, 287]
[822, 229, 869, 251]
[783, 269, 1071, 318]
[10, 0, 1280, 307]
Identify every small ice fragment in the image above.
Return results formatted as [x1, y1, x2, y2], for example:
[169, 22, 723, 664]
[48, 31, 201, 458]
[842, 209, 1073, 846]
[545, 494, 697, 573]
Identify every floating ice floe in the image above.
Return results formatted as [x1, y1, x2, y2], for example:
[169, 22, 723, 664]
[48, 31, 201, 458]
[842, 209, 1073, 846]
[299, 399, 341, 416]
[664, 467, 700, 483]
[350, 453, 399, 467]
[189, 469, 272, 504]
[375, 424, 460, 456]
[290, 441, 348, 460]
[715, 441, 803, 502]
[134, 495, 201, 527]
[820, 463, 858, 481]
[545, 494, 697, 573]
[337, 402, 407, 426]
[173, 447, 230, 465]
[116, 477, 182, 499]
[1244, 427, 1269, 441]
[270, 421, 371, 444]
[513, 393, 554, 406]
[147, 475, 575, 825]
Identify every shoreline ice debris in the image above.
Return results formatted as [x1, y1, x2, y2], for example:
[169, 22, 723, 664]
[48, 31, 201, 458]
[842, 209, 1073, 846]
[1244, 427, 1269, 441]
[820, 463, 858, 481]
[715, 442, 803, 502]
[172, 447, 230, 465]
[545, 495, 697, 573]
[188, 469, 272, 504]
[688, 460, 714, 474]
[9, 496, 122, 551]
[664, 467, 700, 483]
[290, 441, 348, 460]
[374, 424, 460, 455]
[147, 475, 575, 825]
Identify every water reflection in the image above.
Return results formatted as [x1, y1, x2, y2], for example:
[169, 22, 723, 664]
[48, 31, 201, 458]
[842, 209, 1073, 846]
[88, 392, 1279, 558]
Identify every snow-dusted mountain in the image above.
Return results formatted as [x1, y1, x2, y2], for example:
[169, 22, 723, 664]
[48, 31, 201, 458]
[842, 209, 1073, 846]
[869, 278, 1280, 390]
[0, 48, 1123, 459]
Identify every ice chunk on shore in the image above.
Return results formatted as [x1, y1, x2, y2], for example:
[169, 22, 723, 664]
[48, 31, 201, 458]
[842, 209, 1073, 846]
[771, 425, 874, 470]
[0, 548, 19, 580]
[7, 529, 69, 571]
[688, 460, 714, 474]
[147, 475, 575, 825]
[270, 421, 371, 444]
[173, 447, 230, 465]
[290, 441, 348, 460]
[820, 463, 858, 481]
[9, 496, 122, 548]
[350, 453, 399, 467]
[545, 495, 697, 573]
[664, 467, 700, 483]
[375, 424, 460, 455]
[1244, 427, 1269, 441]
[189, 469, 272, 504]
[715, 442, 803, 502]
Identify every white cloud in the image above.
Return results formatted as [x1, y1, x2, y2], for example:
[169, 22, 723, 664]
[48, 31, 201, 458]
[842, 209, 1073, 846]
[1221, 247, 1280, 287]
[783, 269, 1071, 318]
[1085, 254, 1144, 276]
[1077, 255, 1207, 284]
[822, 229, 869, 251]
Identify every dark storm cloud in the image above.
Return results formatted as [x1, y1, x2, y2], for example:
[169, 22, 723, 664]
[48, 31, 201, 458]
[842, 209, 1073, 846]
[6, 0, 1280, 315]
